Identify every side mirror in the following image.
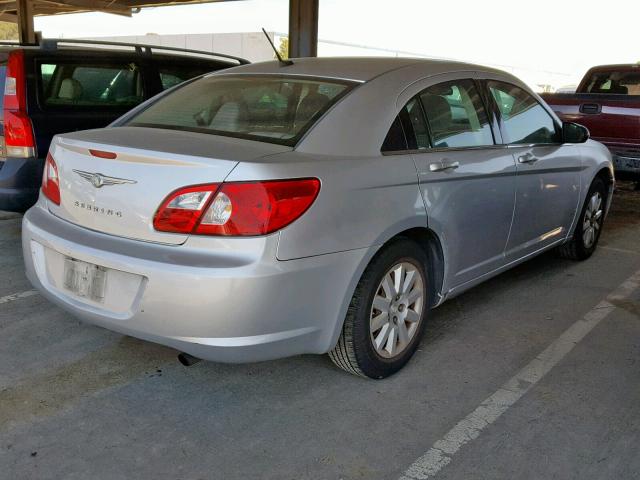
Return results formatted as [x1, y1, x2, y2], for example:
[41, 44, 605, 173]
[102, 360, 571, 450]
[563, 122, 590, 143]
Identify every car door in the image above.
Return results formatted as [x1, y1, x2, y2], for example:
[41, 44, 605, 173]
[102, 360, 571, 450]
[406, 77, 517, 288]
[486, 80, 582, 260]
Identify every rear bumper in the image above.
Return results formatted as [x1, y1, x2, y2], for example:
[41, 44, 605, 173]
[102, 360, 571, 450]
[22, 204, 368, 363]
[0, 157, 43, 212]
[611, 157, 640, 180]
[603, 143, 640, 180]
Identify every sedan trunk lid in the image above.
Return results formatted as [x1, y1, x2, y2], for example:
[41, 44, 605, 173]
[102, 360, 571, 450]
[48, 127, 292, 245]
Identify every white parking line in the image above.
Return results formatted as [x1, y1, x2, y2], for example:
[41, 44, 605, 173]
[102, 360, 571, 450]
[0, 289, 39, 305]
[399, 268, 640, 480]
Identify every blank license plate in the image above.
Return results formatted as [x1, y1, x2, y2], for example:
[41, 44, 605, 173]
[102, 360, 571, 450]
[615, 156, 640, 170]
[63, 257, 107, 302]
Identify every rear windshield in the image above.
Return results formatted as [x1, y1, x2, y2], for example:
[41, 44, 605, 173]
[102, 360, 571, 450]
[583, 69, 640, 95]
[124, 74, 355, 146]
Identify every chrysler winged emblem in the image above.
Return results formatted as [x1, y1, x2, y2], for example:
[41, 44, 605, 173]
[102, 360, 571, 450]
[73, 170, 137, 189]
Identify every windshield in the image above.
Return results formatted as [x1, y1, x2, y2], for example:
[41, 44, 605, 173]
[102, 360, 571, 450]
[125, 74, 355, 146]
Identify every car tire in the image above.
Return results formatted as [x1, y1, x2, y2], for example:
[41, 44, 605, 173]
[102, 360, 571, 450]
[557, 176, 607, 261]
[329, 238, 430, 379]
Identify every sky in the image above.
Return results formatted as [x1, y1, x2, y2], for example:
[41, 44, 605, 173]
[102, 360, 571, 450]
[34, 0, 640, 89]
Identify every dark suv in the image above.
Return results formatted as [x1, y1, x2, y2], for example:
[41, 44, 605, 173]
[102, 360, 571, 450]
[0, 39, 247, 212]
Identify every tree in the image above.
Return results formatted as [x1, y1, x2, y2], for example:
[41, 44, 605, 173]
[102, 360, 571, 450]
[0, 22, 18, 41]
[278, 37, 289, 60]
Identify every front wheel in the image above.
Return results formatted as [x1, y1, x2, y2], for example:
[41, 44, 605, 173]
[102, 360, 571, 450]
[558, 177, 607, 260]
[329, 239, 430, 379]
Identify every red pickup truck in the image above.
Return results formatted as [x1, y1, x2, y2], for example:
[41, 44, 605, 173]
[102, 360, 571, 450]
[542, 64, 640, 180]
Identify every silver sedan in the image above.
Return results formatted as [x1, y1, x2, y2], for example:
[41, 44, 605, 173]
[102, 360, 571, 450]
[23, 58, 613, 378]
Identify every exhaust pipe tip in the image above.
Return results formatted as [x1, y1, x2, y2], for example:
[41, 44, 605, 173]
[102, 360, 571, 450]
[178, 352, 202, 367]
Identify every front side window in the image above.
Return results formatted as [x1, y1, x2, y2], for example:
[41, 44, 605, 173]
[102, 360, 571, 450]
[125, 75, 353, 146]
[419, 80, 494, 148]
[488, 81, 559, 145]
[40, 62, 144, 107]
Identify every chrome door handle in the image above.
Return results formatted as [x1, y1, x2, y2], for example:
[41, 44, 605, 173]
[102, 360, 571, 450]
[518, 153, 538, 164]
[429, 160, 460, 172]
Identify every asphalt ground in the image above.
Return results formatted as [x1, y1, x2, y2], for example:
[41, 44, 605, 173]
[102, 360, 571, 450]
[1, 183, 638, 480]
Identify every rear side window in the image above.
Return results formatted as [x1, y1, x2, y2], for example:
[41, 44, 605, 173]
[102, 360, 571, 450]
[159, 65, 213, 90]
[419, 80, 494, 149]
[381, 116, 407, 152]
[382, 79, 495, 153]
[583, 70, 640, 95]
[488, 81, 559, 144]
[125, 75, 354, 146]
[40, 63, 55, 93]
[40, 62, 144, 108]
[405, 98, 430, 150]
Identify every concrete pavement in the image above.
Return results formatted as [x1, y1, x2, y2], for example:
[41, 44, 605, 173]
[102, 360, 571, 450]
[1, 184, 639, 480]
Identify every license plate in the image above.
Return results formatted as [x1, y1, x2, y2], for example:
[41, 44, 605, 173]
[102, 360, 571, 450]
[63, 257, 107, 302]
[614, 156, 640, 170]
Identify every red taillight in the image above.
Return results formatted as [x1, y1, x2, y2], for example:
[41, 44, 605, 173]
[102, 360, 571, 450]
[4, 50, 35, 158]
[153, 183, 220, 233]
[4, 110, 35, 153]
[42, 153, 60, 205]
[4, 50, 26, 111]
[153, 178, 320, 236]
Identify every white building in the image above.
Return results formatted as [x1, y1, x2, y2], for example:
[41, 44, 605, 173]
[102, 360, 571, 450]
[87, 31, 278, 63]
[87, 32, 574, 92]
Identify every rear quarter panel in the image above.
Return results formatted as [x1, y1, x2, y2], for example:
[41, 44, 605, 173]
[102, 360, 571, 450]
[224, 152, 426, 261]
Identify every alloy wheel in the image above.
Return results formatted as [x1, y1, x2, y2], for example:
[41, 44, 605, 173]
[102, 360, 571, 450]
[369, 261, 425, 359]
[582, 191, 603, 249]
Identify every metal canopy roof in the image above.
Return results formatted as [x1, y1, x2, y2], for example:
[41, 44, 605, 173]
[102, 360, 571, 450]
[6, 0, 318, 58]
[0, 0, 234, 20]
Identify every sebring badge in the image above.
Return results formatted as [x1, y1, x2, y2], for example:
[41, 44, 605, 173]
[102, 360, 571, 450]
[73, 170, 137, 189]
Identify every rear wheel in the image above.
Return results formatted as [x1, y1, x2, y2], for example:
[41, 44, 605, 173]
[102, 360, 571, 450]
[329, 239, 430, 379]
[558, 177, 607, 260]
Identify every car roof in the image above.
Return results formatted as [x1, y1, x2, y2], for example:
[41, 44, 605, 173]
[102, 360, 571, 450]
[218, 56, 497, 83]
[206, 56, 521, 157]
[586, 64, 640, 72]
